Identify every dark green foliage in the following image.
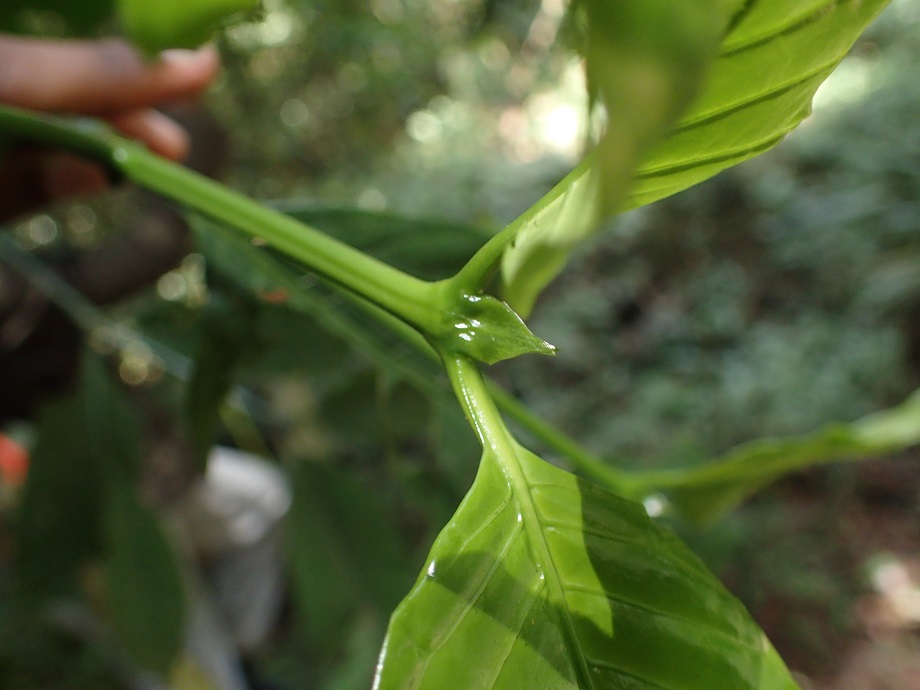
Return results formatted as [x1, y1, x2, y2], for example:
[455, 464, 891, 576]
[0, 0, 113, 36]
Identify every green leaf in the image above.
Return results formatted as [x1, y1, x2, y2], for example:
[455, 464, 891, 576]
[437, 293, 557, 365]
[631, 387, 920, 525]
[273, 205, 491, 282]
[376, 443, 798, 689]
[103, 472, 186, 675]
[500, 0, 891, 314]
[81, 354, 187, 674]
[580, 0, 736, 216]
[628, 0, 891, 209]
[376, 358, 798, 689]
[500, 0, 735, 315]
[184, 286, 258, 468]
[16, 391, 104, 602]
[286, 464, 413, 660]
[16, 353, 186, 674]
[117, 0, 258, 53]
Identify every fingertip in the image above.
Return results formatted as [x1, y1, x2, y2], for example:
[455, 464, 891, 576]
[159, 44, 221, 91]
[109, 109, 190, 160]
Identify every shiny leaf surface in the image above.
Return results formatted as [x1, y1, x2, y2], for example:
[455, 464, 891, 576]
[377, 446, 798, 689]
[376, 358, 799, 689]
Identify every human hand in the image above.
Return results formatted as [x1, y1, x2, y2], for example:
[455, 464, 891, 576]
[0, 35, 219, 220]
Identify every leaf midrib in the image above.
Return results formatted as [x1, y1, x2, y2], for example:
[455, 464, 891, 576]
[448, 356, 597, 690]
[496, 439, 596, 690]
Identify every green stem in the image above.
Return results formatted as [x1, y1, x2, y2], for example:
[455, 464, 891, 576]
[0, 105, 442, 333]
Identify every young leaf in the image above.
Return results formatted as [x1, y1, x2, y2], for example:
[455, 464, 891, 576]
[437, 293, 556, 365]
[632, 387, 920, 525]
[376, 358, 799, 689]
[117, 0, 258, 53]
[500, 0, 891, 314]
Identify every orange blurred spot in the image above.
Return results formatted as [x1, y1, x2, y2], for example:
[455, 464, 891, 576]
[0, 434, 29, 488]
[258, 288, 290, 304]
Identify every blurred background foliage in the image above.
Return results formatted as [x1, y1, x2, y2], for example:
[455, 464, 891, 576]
[2, 0, 920, 688]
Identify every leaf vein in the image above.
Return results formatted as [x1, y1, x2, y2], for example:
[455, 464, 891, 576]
[561, 582, 761, 651]
[412, 520, 525, 689]
[720, 0, 845, 56]
[675, 59, 838, 131]
[481, 577, 547, 689]
[635, 133, 787, 180]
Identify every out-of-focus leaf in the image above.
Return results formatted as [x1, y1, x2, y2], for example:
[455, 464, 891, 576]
[273, 205, 491, 281]
[80, 354, 187, 674]
[501, 0, 890, 314]
[286, 463, 414, 668]
[582, 0, 736, 216]
[184, 287, 258, 469]
[190, 215, 434, 390]
[628, 0, 891, 208]
[16, 391, 103, 601]
[0, 0, 113, 35]
[103, 472, 186, 675]
[500, 0, 733, 315]
[630, 387, 920, 525]
[82, 350, 141, 479]
[376, 441, 798, 689]
[116, 0, 258, 53]
[16, 353, 187, 674]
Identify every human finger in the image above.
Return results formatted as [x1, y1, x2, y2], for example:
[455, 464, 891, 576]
[0, 36, 219, 114]
[106, 108, 190, 160]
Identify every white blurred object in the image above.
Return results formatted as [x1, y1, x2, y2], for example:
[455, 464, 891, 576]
[171, 446, 292, 688]
[182, 446, 292, 555]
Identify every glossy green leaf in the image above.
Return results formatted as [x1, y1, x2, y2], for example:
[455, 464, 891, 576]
[376, 442, 798, 690]
[500, 0, 891, 314]
[377, 358, 798, 690]
[630, 387, 920, 525]
[117, 0, 258, 53]
[438, 293, 557, 365]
